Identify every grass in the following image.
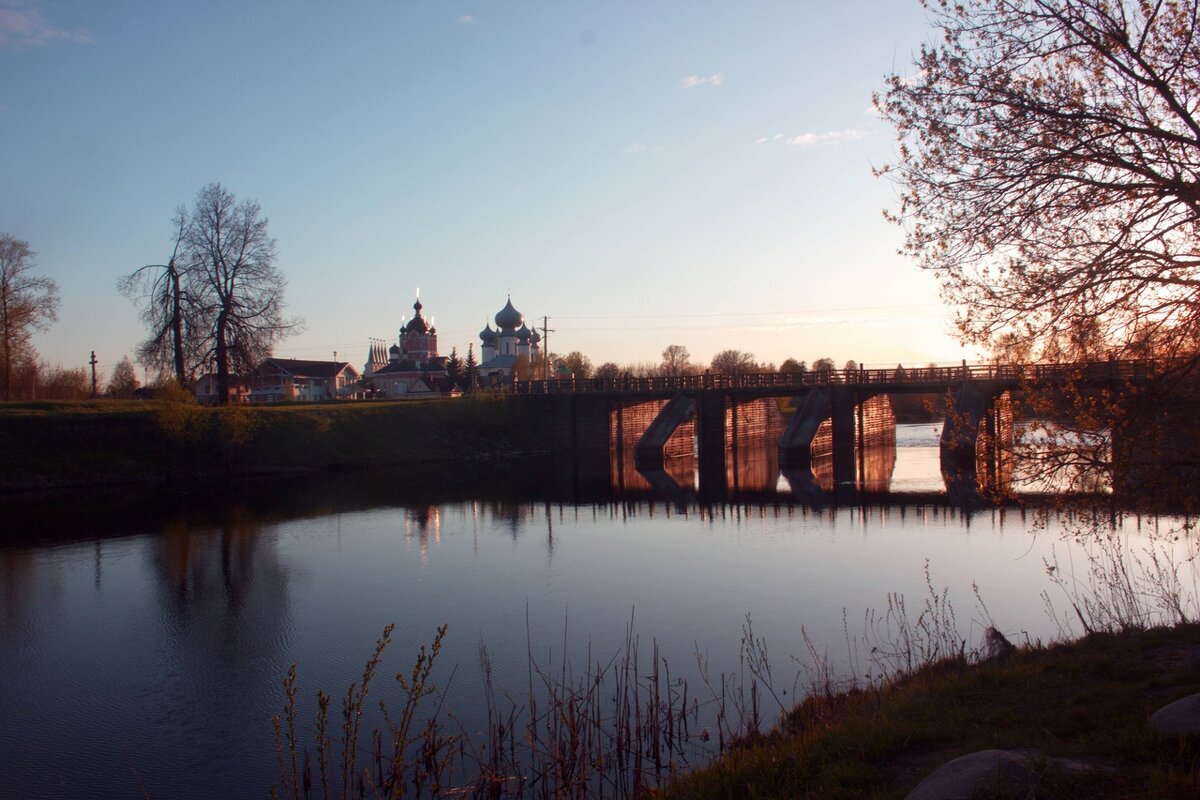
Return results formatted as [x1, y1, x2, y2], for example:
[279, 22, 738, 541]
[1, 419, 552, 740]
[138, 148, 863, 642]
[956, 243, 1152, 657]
[668, 624, 1200, 799]
[270, 620, 1200, 799]
[265, 517, 1200, 799]
[0, 395, 524, 491]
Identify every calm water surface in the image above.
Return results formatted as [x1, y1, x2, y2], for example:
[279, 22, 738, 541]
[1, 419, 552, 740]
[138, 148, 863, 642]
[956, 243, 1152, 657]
[0, 425, 1175, 798]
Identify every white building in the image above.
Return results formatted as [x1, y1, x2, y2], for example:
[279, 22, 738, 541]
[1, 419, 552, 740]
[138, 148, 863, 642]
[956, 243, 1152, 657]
[248, 358, 360, 402]
[479, 297, 541, 383]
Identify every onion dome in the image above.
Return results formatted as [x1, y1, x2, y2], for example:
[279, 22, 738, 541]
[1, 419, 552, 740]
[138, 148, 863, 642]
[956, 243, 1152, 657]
[480, 322, 498, 343]
[530, 328, 541, 344]
[405, 298, 430, 334]
[389, 343, 401, 358]
[494, 298, 523, 331]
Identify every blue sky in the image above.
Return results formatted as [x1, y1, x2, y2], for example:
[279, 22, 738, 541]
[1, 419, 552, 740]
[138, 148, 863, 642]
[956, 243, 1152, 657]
[1, 0, 974, 380]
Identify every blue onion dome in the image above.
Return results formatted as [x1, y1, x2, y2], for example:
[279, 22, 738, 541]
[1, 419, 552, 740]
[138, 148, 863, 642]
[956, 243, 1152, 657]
[516, 324, 531, 342]
[530, 328, 541, 343]
[494, 298, 523, 331]
[480, 322, 498, 343]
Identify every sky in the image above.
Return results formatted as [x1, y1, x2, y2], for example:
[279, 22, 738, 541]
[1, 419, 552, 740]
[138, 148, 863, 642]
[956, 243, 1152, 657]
[0, 0, 979, 382]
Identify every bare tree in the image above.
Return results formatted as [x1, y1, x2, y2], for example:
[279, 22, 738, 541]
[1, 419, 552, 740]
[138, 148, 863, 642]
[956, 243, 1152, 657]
[990, 332, 1034, 365]
[878, 0, 1200, 359]
[41, 364, 90, 400]
[710, 349, 757, 375]
[659, 344, 693, 377]
[187, 183, 299, 403]
[0, 234, 59, 401]
[119, 209, 197, 386]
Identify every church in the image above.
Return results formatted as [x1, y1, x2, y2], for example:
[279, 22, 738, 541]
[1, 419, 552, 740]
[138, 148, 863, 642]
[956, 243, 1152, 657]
[478, 297, 541, 383]
[361, 295, 459, 398]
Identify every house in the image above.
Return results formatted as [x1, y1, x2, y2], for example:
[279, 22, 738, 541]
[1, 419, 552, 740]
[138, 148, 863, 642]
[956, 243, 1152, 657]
[194, 373, 251, 405]
[249, 358, 360, 402]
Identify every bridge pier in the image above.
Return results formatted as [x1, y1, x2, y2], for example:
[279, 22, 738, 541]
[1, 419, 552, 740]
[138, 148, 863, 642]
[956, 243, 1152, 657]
[696, 393, 728, 500]
[830, 387, 858, 485]
[939, 383, 1013, 495]
[633, 393, 696, 467]
[613, 393, 783, 499]
[779, 389, 895, 488]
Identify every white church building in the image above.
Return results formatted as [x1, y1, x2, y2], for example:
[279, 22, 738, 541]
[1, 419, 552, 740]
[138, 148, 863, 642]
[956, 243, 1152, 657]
[478, 297, 541, 383]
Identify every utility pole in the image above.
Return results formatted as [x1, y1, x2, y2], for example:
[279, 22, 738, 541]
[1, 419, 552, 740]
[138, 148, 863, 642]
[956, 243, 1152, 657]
[89, 351, 98, 398]
[540, 316, 555, 380]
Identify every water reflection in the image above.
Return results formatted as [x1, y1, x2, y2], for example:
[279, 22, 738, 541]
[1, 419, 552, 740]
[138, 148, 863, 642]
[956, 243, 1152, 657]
[0, 425, 1176, 800]
[622, 428, 923, 509]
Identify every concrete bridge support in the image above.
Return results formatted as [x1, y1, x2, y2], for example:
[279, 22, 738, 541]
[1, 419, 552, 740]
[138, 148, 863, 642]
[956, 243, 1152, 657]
[611, 396, 695, 490]
[633, 393, 696, 466]
[829, 387, 858, 485]
[676, 394, 786, 498]
[779, 389, 895, 486]
[779, 390, 833, 467]
[939, 383, 1014, 492]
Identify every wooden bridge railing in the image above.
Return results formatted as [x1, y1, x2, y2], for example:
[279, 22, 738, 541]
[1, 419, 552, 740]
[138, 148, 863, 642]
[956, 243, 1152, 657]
[507, 359, 1161, 396]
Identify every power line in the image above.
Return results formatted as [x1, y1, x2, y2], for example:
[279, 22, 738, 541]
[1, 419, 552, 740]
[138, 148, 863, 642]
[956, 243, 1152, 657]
[554, 302, 943, 321]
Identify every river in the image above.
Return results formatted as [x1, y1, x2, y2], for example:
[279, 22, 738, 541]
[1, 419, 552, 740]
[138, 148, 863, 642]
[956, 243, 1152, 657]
[0, 424, 1189, 798]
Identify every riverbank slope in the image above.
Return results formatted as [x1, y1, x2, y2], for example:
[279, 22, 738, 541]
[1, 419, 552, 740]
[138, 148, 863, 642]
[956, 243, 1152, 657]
[667, 623, 1200, 798]
[0, 397, 527, 491]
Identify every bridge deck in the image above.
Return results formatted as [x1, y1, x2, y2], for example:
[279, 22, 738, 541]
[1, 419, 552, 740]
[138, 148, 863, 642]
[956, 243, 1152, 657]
[509, 359, 1157, 397]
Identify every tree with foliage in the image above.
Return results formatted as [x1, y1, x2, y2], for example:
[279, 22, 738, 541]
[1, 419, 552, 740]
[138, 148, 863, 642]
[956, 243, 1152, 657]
[878, 0, 1200, 360]
[780, 358, 808, 374]
[710, 349, 757, 375]
[512, 354, 535, 380]
[445, 346, 462, 386]
[660, 344, 693, 377]
[595, 361, 621, 380]
[107, 355, 140, 398]
[811, 357, 836, 375]
[843, 359, 859, 373]
[0, 234, 59, 401]
[556, 351, 593, 379]
[464, 344, 478, 392]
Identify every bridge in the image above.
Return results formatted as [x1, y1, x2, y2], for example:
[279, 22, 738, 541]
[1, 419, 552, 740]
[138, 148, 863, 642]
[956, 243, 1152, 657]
[506, 359, 1158, 498]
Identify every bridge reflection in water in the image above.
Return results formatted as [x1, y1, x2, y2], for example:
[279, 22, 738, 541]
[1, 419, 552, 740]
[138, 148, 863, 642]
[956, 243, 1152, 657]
[613, 442, 920, 507]
[611, 438, 1017, 510]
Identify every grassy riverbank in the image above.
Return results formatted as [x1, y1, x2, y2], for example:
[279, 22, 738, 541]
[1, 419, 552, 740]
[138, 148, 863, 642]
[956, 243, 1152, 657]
[274, 619, 1200, 799]
[666, 623, 1200, 799]
[0, 396, 523, 491]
